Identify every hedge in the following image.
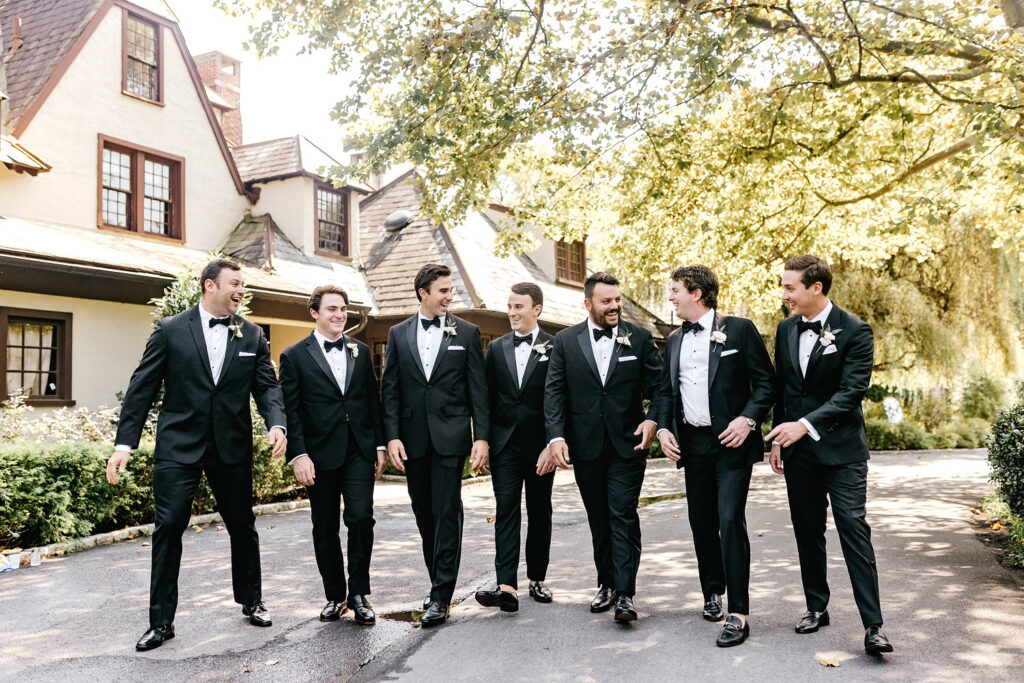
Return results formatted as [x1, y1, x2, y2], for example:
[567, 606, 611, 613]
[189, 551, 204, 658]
[989, 397, 1024, 521]
[864, 417, 989, 451]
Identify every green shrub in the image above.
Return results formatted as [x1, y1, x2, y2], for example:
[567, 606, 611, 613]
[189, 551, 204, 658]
[988, 398, 1024, 520]
[905, 388, 954, 432]
[961, 375, 1004, 421]
[865, 418, 932, 450]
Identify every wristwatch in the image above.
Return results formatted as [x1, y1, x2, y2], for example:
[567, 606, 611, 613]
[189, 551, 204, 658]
[744, 417, 756, 430]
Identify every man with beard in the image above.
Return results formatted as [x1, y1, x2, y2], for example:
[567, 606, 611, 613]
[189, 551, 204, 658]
[543, 272, 663, 622]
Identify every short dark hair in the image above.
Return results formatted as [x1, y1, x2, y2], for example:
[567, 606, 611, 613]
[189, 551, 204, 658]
[307, 285, 349, 313]
[414, 263, 452, 301]
[584, 271, 619, 299]
[785, 254, 832, 295]
[671, 265, 718, 310]
[200, 259, 241, 291]
[510, 282, 543, 307]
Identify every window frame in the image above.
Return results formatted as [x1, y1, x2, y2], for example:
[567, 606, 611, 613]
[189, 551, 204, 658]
[314, 180, 351, 259]
[555, 239, 587, 286]
[121, 9, 164, 106]
[0, 307, 74, 407]
[97, 134, 185, 242]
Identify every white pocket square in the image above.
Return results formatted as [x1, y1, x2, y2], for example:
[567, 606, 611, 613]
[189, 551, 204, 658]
[618, 356, 637, 362]
[238, 351, 256, 357]
[538, 357, 549, 362]
[448, 345, 465, 351]
[822, 345, 839, 356]
[720, 349, 739, 357]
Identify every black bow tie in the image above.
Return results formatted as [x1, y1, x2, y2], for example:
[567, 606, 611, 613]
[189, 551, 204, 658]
[208, 316, 231, 328]
[513, 334, 533, 347]
[592, 327, 614, 342]
[797, 320, 823, 335]
[323, 338, 345, 352]
[680, 320, 704, 335]
[421, 316, 441, 330]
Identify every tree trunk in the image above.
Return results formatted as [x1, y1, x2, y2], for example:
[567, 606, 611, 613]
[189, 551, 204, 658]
[1003, 0, 1024, 28]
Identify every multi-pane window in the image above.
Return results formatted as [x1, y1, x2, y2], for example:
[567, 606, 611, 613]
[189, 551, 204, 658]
[316, 184, 349, 256]
[555, 240, 586, 284]
[1, 309, 72, 405]
[125, 14, 160, 102]
[99, 136, 182, 239]
[372, 340, 387, 379]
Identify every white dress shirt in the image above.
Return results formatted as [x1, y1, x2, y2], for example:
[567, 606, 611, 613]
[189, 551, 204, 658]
[417, 312, 445, 380]
[587, 319, 617, 385]
[198, 302, 230, 384]
[314, 330, 347, 393]
[678, 308, 716, 427]
[513, 327, 539, 387]
[796, 300, 833, 442]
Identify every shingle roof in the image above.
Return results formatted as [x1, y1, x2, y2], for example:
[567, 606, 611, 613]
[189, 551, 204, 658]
[231, 136, 372, 192]
[0, 0, 103, 132]
[222, 213, 319, 268]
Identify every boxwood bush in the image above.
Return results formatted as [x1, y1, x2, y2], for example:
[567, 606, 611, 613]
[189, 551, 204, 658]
[988, 398, 1024, 520]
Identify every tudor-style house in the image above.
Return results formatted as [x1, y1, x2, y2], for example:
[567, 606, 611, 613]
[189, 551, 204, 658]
[0, 0, 663, 412]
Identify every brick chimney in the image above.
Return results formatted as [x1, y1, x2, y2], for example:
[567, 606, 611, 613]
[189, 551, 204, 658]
[194, 51, 242, 147]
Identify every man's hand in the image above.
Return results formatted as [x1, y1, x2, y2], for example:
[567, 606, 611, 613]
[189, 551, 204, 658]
[719, 417, 753, 448]
[549, 440, 571, 469]
[470, 439, 490, 475]
[268, 427, 287, 458]
[536, 447, 557, 476]
[765, 421, 808, 448]
[657, 429, 681, 462]
[387, 439, 407, 472]
[375, 449, 387, 480]
[634, 420, 657, 450]
[292, 455, 316, 487]
[106, 450, 129, 484]
[769, 442, 784, 475]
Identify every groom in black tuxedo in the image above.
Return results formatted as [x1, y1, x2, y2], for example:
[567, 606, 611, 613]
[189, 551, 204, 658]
[381, 263, 490, 627]
[278, 285, 386, 626]
[544, 272, 662, 622]
[653, 266, 774, 647]
[475, 282, 556, 613]
[766, 255, 893, 655]
[107, 259, 286, 651]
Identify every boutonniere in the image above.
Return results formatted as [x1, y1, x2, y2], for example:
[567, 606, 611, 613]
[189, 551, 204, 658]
[227, 319, 244, 339]
[710, 321, 727, 348]
[532, 341, 551, 358]
[616, 330, 632, 348]
[443, 319, 457, 338]
[346, 341, 359, 358]
[819, 324, 842, 347]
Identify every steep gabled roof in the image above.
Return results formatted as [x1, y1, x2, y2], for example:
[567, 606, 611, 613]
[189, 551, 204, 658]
[231, 135, 373, 193]
[222, 212, 319, 269]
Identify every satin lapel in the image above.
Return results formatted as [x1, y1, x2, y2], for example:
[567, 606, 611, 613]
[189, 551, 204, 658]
[304, 335, 343, 396]
[502, 335, 519, 390]
[804, 306, 842, 379]
[518, 332, 550, 394]
[219, 316, 240, 380]
[708, 312, 724, 388]
[787, 319, 801, 384]
[187, 307, 215, 385]
[405, 317, 427, 379]
[435, 314, 455, 367]
[576, 325, 602, 383]
[344, 338, 356, 394]
[604, 324, 627, 384]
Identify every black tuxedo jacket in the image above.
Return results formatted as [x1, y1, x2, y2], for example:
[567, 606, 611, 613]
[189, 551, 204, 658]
[485, 328, 555, 457]
[773, 304, 873, 466]
[278, 333, 383, 468]
[544, 319, 663, 460]
[653, 314, 775, 467]
[114, 305, 286, 465]
[380, 313, 490, 459]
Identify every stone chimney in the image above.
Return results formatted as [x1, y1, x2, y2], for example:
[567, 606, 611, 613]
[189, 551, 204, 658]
[194, 51, 242, 147]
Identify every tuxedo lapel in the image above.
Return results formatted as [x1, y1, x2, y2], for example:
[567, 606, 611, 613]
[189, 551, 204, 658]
[804, 305, 842, 379]
[787, 318, 801, 383]
[435, 314, 455, 366]
[187, 307, 215, 385]
[304, 335, 343, 396]
[405, 317, 427, 379]
[604, 324, 628, 384]
[502, 335, 519, 390]
[518, 331, 550, 394]
[219, 316, 240, 380]
[344, 339, 356, 394]
[667, 330, 681, 413]
[576, 324, 602, 383]
[707, 312, 724, 388]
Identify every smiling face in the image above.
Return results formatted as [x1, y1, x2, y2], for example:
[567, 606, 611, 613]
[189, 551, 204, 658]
[584, 282, 622, 329]
[668, 278, 706, 323]
[418, 275, 455, 319]
[507, 292, 542, 333]
[781, 268, 825, 318]
[311, 292, 348, 340]
[202, 267, 245, 317]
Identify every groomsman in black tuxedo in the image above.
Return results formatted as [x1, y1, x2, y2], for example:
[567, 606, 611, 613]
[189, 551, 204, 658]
[653, 266, 774, 647]
[475, 283, 556, 613]
[278, 285, 386, 626]
[107, 259, 287, 651]
[544, 272, 663, 622]
[766, 255, 893, 655]
[381, 263, 490, 627]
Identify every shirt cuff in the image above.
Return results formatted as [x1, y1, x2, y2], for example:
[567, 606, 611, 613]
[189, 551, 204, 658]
[269, 425, 287, 435]
[656, 428, 671, 439]
[288, 453, 310, 466]
[547, 437, 566, 447]
[376, 446, 386, 451]
[799, 417, 820, 441]
[114, 444, 131, 452]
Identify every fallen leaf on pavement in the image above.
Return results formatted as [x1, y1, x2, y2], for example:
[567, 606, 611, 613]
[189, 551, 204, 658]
[142, 542, 150, 547]
[486, 517, 495, 523]
[216, 525, 224, 530]
[757, 532, 764, 537]
[266, 525, 275, 530]
[192, 525, 202, 533]
[55, 549, 64, 556]
[819, 659, 840, 667]
[970, 509, 980, 515]
[992, 522, 1003, 530]
[672, 514, 679, 519]
[265, 660, 279, 666]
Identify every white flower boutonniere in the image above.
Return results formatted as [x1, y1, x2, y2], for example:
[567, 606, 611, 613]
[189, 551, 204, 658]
[532, 341, 551, 358]
[616, 331, 632, 348]
[710, 321, 727, 348]
[227, 320, 244, 339]
[443, 318, 457, 338]
[819, 324, 843, 347]
[346, 341, 359, 358]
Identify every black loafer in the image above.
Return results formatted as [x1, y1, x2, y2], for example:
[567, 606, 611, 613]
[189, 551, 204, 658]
[702, 594, 724, 622]
[716, 615, 750, 647]
[529, 582, 553, 603]
[613, 595, 637, 622]
[590, 586, 618, 613]
[795, 609, 829, 634]
[242, 602, 273, 627]
[864, 626, 894, 655]
[420, 600, 449, 627]
[422, 595, 431, 611]
[347, 595, 376, 625]
[475, 588, 519, 612]
[319, 601, 346, 621]
[136, 623, 174, 651]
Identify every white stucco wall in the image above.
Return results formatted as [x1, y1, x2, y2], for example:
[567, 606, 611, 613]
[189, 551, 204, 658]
[250, 176, 314, 252]
[0, 7, 249, 248]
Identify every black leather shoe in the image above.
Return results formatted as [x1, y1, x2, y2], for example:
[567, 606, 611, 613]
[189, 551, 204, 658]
[795, 610, 829, 634]
[422, 596, 431, 611]
[529, 582, 553, 603]
[420, 600, 449, 627]
[590, 586, 618, 613]
[716, 615, 750, 647]
[475, 587, 519, 612]
[702, 594, 724, 622]
[347, 595, 376, 625]
[613, 595, 637, 622]
[136, 624, 174, 651]
[864, 626, 894, 655]
[319, 601, 346, 621]
[242, 602, 272, 627]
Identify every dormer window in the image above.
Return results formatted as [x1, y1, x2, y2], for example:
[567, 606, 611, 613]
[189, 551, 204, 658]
[555, 239, 586, 285]
[123, 12, 162, 104]
[316, 182, 349, 258]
